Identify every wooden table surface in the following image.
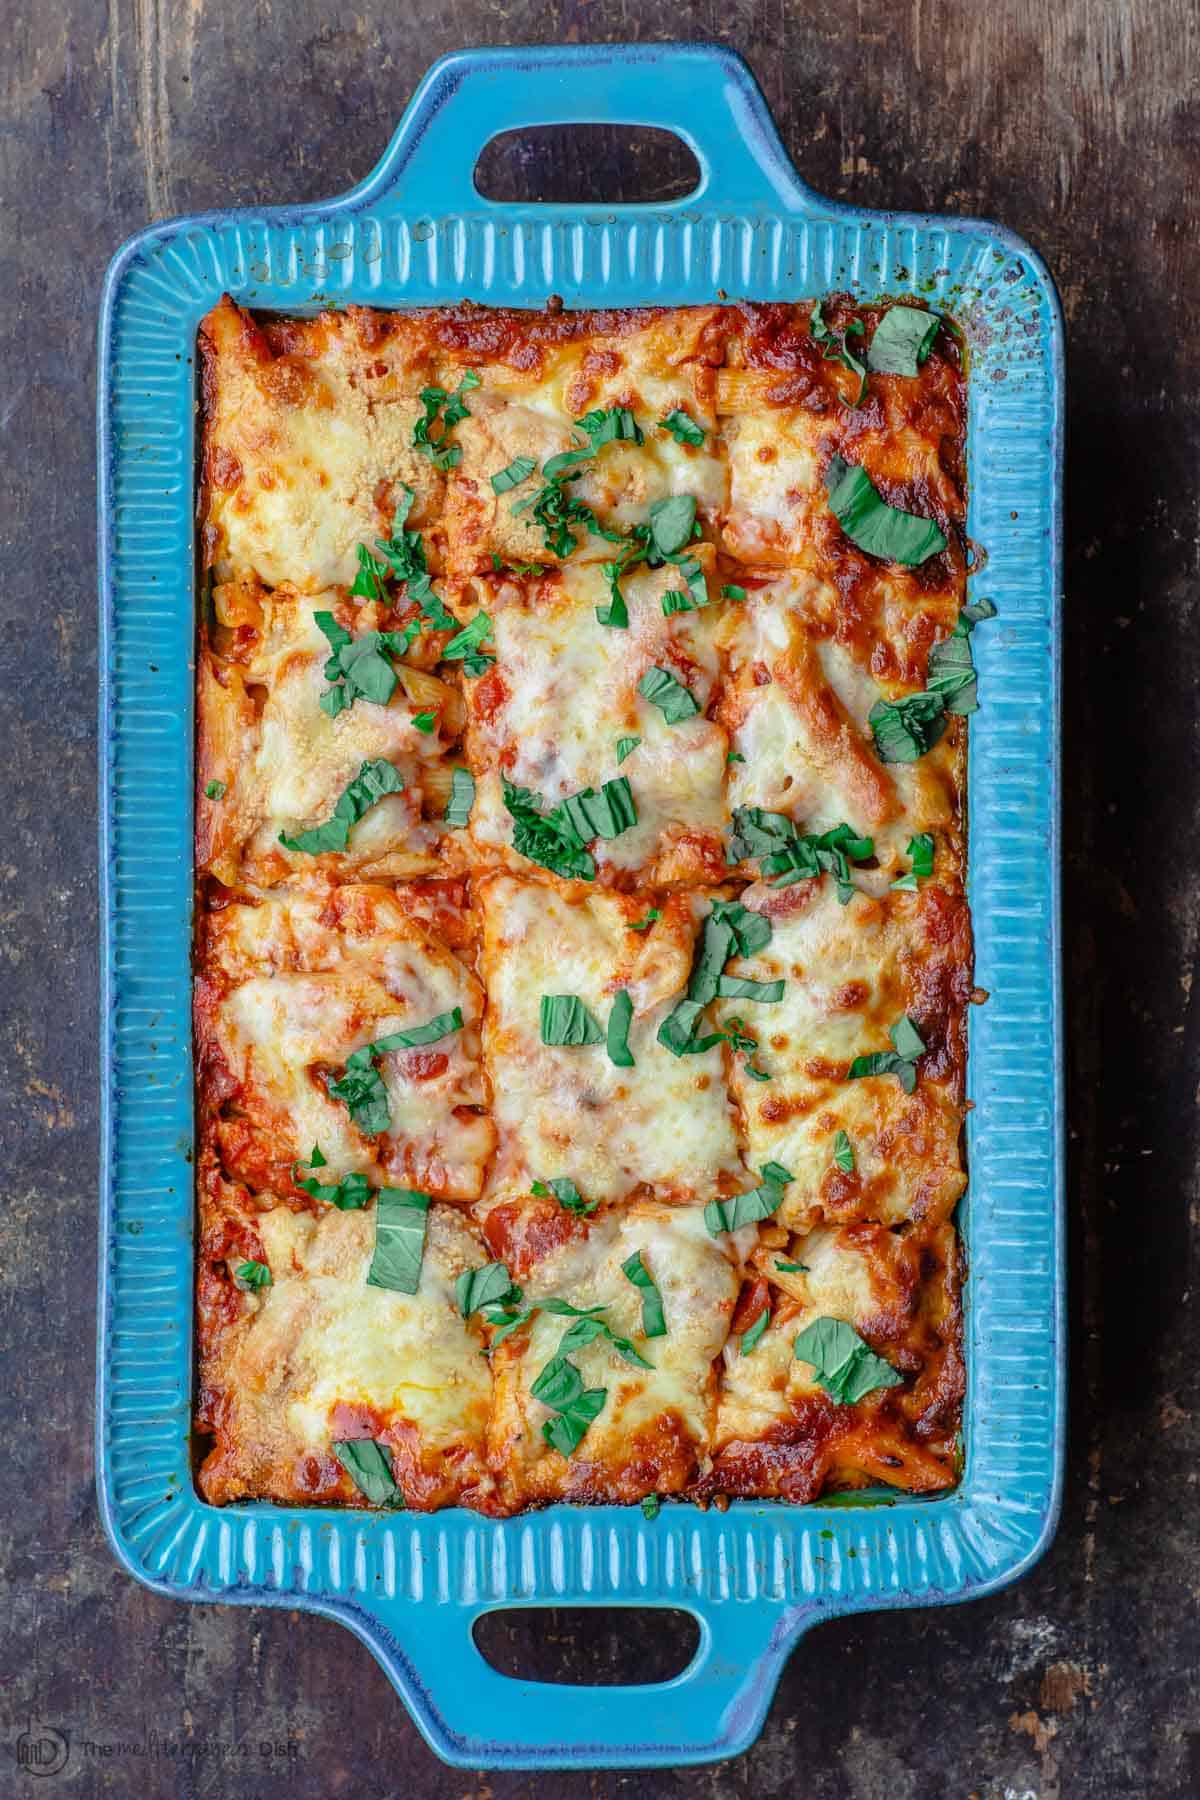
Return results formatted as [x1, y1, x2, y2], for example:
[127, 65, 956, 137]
[3, 2, 1198, 1794]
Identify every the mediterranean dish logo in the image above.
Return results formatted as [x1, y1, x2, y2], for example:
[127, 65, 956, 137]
[15, 1724, 70, 1778]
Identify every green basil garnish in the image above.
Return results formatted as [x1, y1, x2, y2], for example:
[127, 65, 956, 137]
[728, 809, 874, 902]
[502, 777, 596, 881]
[793, 1317, 904, 1404]
[832, 1130, 855, 1173]
[555, 777, 637, 843]
[205, 779, 226, 800]
[596, 562, 630, 629]
[441, 610, 496, 676]
[740, 1307, 770, 1354]
[412, 371, 480, 471]
[540, 994, 604, 1047]
[868, 691, 948, 763]
[333, 1438, 403, 1506]
[531, 1355, 608, 1457]
[366, 1188, 431, 1296]
[292, 1155, 371, 1210]
[235, 1259, 272, 1290]
[457, 1261, 521, 1319]
[531, 1177, 598, 1216]
[278, 758, 403, 855]
[825, 456, 947, 566]
[621, 1250, 667, 1337]
[847, 1015, 926, 1094]
[867, 305, 940, 376]
[647, 494, 697, 557]
[329, 1009, 463, 1136]
[638, 664, 700, 724]
[704, 1162, 793, 1235]
[628, 907, 660, 932]
[445, 766, 475, 828]
[659, 409, 705, 447]
[606, 988, 635, 1068]
[615, 735, 641, 764]
[491, 455, 537, 494]
[891, 832, 935, 891]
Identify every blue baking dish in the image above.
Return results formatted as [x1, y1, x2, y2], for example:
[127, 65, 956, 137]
[96, 41, 1065, 1769]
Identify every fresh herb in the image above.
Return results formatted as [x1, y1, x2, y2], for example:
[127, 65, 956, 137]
[810, 300, 868, 405]
[595, 562, 630, 629]
[554, 1311, 652, 1369]
[658, 898, 773, 1056]
[868, 691, 948, 763]
[615, 735, 641, 764]
[606, 989, 635, 1068]
[659, 408, 705, 447]
[457, 1261, 522, 1320]
[445, 766, 475, 828]
[316, 612, 416, 715]
[720, 1014, 772, 1082]
[555, 777, 637, 843]
[235, 1259, 271, 1290]
[531, 1354, 608, 1457]
[487, 1294, 608, 1348]
[741, 1307, 770, 1354]
[502, 777, 596, 881]
[621, 1250, 667, 1337]
[441, 610, 496, 676]
[825, 456, 947, 566]
[333, 1438, 403, 1506]
[793, 1317, 904, 1404]
[867, 305, 940, 376]
[891, 832, 935, 891]
[641, 1492, 661, 1520]
[512, 410, 641, 558]
[411, 710, 437, 734]
[412, 370, 480, 471]
[292, 1151, 371, 1211]
[728, 809, 874, 901]
[577, 406, 644, 450]
[532, 1177, 598, 1216]
[490, 552, 547, 576]
[349, 485, 430, 602]
[540, 994, 604, 1046]
[648, 495, 697, 558]
[638, 664, 700, 724]
[926, 597, 998, 715]
[774, 1260, 810, 1274]
[329, 1009, 464, 1135]
[279, 758, 404, 855]
[628, 907, 660, 932]
[704, 1162, 794, 1235]
[366, 1188, 431, 1295]
[727, 749, 745, 764]
[847, 1014, 926, 1094]
[205, 779, 226, 800]
[716, 973, 784, 1003]
[832, 1130, 855, 1173]
[491, 455, 537, 494]
[721, 584, 747, 602]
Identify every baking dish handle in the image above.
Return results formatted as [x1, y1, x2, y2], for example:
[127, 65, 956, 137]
[365, 42, 815, 218]
[364, 1593, 818, 1768]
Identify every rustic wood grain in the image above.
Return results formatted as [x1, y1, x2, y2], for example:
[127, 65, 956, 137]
[2, 1, 1198, 1794]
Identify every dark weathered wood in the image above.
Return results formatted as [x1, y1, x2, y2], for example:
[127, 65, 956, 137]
[2, 1, 1198, 1794]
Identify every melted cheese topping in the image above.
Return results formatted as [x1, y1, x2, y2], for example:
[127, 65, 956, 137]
[478, 876, 745, 1200]
[197, 1201, 493, 1509]
[488, 1200, 743, 1507]
[196, 296, 972, 1515]
[466, 560, 728, 882]
[199, 885, 494, 1198]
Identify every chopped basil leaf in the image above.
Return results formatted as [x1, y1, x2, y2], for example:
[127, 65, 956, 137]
[621, 1250, 667, 1337]
[847, 1015, 926, 1093]
[716, 974, 784, 1003]
[963, 596, 998, 626]
[204, 779, 226, 800]
[704, 1163, 793, 1235]
[236, 1259, 271, 1290]
[502, 776, 596, 881]
[648, 495, 697, 558]
[741, 1307, 770, 1354]
[869, 691, 947, 763]
[367, 1188, 431, 1295]
[606, 989, 635, 1068]
[491, 455, 537, 494]
[825, 457, 947, 566]
[556, 776, 637, 843]
[291, 1166, 372, 1209]
[333, 1437, 402, 1506]
[832, 1130, 855, 1173]
[659, 408, 705, 447]
[596, 562, 630, 628]
[279, 758, 404, 855]
[412, 372, 479, 471]
[927, 597, 996, 715]
[445, 766, 475, 828]
[554, 1312, 653, 1370]
[658, 898, 773, 1055]
[662, 553, 708, 613]
[867, 305, 940, 376]
[727, 749, 745, 764]
[317, 611, 412, 714]
[615, 735, 641, 764]
[638, 664, 700, 724]
[540, 994, 604, 1046]
[641, 1492, 661, 1520]
[628, 907, 660, 932]
[329, 1009, 463, 1136]
[661, 588, 695, 616]
[531, 1354, 608, 1456]
[441, 610, 495, 676]
[457, 1261, 520, 1319]
[308, 1143, 327, 1167]
[892, 831, 935, 890]
[793, 1316, 904, 1404]
[720, 1014, 772, 1082]
[721, 584, 747, 601]
[578, 405, 644, 448]
[411, 710, 437, 733]
[532, 1177, 598, 1216]
[729, 809, 873, 901]
[810, 301, 868, 404]
[368, 1008, 464, 1053]
[774, 1260, 810, 1274]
